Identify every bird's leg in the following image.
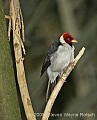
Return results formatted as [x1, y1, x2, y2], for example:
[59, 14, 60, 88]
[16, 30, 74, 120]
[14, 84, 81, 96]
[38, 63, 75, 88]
[58, 71, 63, 78]
[58, 69, 67, 82]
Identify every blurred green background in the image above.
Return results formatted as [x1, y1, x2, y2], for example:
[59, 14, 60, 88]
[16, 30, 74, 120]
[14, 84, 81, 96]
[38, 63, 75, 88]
[4, 0, 97, 120]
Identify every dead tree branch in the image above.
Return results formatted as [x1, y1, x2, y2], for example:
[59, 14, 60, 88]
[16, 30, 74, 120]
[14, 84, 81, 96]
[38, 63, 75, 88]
[42, 47, 85, 120]
[8, 0, 36, 120]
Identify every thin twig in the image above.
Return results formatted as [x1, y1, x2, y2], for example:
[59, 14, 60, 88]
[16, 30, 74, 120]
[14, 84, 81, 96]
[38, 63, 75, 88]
[5, 15, 11, 19]
[5, 14, 11, 41]
[42, 47, 85, 120]
[20, 8, 25, 42]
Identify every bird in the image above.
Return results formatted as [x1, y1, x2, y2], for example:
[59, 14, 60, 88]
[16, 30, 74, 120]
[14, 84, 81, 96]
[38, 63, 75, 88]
[41, 32, 77, 101]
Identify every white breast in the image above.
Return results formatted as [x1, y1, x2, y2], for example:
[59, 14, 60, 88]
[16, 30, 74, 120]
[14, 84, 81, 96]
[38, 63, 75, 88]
[50, 43, 74, 72]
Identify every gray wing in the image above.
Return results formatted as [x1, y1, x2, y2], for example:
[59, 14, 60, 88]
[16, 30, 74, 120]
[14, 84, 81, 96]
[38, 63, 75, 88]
[41, 39, 62, 76]
[41, 56, 51, 76]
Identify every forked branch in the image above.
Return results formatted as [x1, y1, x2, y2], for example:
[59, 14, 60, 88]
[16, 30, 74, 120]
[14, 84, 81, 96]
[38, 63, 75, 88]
[42, 47, 85, 120]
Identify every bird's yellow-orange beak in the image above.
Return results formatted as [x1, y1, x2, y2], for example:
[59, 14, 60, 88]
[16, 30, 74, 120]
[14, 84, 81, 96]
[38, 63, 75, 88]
[71, 39, 78, 43]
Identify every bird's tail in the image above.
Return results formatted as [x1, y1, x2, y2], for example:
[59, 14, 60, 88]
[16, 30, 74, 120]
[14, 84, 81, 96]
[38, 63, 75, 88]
[46, 76, 59, 101]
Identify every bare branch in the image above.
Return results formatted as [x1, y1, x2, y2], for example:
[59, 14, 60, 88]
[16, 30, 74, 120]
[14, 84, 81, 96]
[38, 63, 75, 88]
[8, 0, 36, 120]
[42, 47, 85, 120]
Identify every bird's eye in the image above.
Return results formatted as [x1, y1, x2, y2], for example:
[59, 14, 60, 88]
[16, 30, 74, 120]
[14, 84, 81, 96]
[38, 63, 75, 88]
[67, 38, 71, 41]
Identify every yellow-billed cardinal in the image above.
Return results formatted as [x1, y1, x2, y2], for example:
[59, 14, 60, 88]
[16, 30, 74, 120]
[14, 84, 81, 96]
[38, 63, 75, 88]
[41, 32, 77, 101]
